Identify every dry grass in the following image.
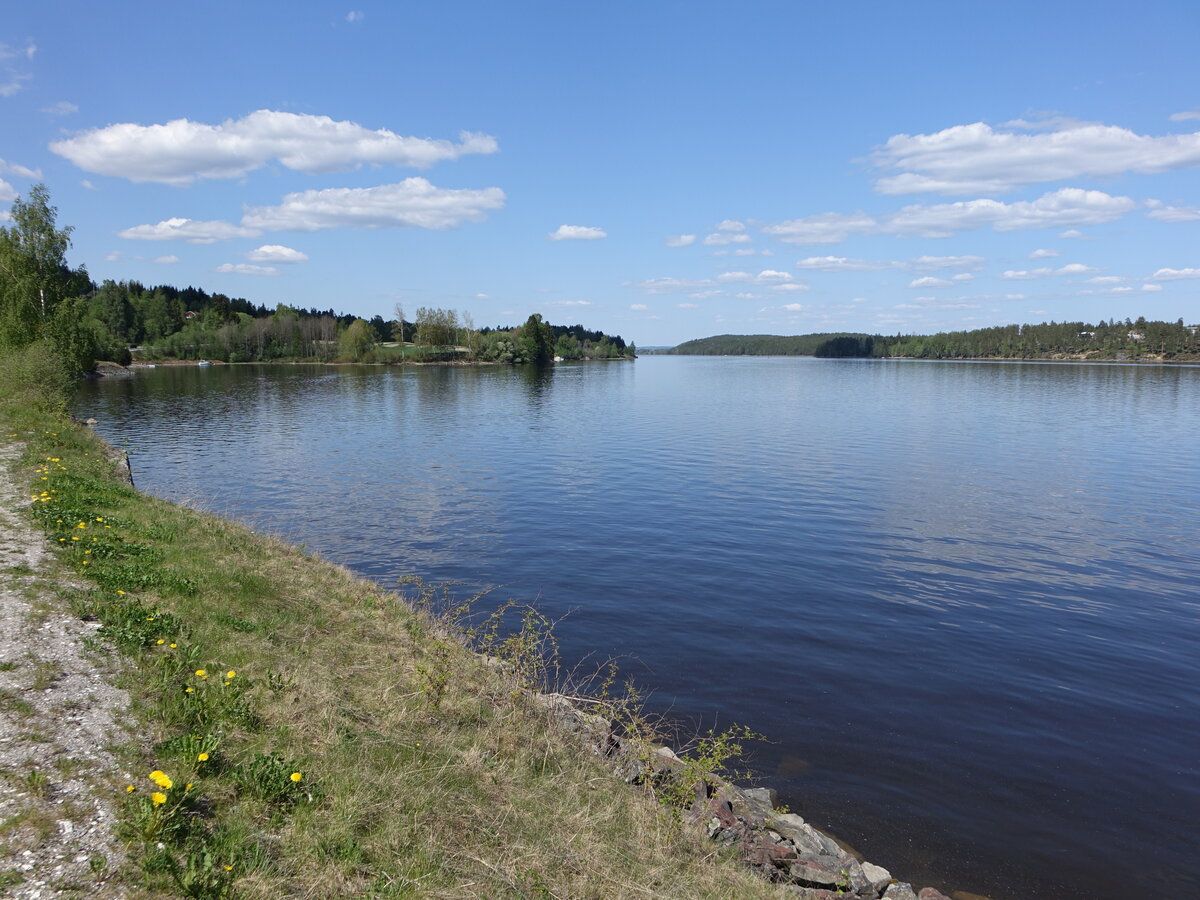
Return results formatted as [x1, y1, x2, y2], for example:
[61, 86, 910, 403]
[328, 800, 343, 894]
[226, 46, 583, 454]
[3, 398, 784, 898]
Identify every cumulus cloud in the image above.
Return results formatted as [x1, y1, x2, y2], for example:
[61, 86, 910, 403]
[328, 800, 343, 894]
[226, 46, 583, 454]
[0, 178, 15, 203]
[1169, 110, 1200, 122]
[246, 244, 308, 263]
[1142, 283, 1163, 291]
[629, 276, 712, 293]
[50, 110, 499, 184]
[1001, 263, 1097, 279]
[703, 231, 751, 245]
[630, 303, 648, 311]
[0, 158, 41, 178]
[546, 300, 592, 307]
[549, 224, 606, 241]
[104, 251, 121, 262]
[243, 179, 505, 231]
[874, 120, 1200, 194]
[1060, 229, 1085, 238]
[909, 276, 951, 288]
[41, 100, 78, 116]
[1029, 248, 1060, 259]
[715, 219, 746, 232]
[781, 303, 807, 311]
[1085, 276, 1124, 285]
[716, 269, 794, 285]
[1150, 267, 1200, 280]
[795, 256, 891, 271]
[665, 234, 696, 247]
[216, 263, 280, 276]
[762, 211, 876, 244]
[884, 189, 1134, 237]
[762, 189, 1131, 244]
[677, 302, 698, 309]
[153, 255, 180, 264]
[118, 217, 261, 243]
[1147, 203, 1200, 222]
[909, 254, 985, 271]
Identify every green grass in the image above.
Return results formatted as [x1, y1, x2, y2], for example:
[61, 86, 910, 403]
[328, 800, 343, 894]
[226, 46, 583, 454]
[1, 375, 784, 898]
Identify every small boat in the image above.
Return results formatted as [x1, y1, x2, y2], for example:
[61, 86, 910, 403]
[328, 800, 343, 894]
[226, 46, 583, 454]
[198, 359, 213, 367]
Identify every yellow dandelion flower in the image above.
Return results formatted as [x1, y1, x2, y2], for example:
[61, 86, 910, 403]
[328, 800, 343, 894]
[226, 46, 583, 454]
[125, 784, 136, 793]
[76, 522, 86, 529]
[224, 865, 233, 872]
[152, 791, 167, 806]
[117, 590, 125, 595]
[71, 535, 80, 541]
[156, 639, 165, 645]
[185, 783, 193, 790]
[185, 687, 194, 694]
[195, 669, 207, 679]
[95, 517, 104, 522]
[226, 670, 236, 679]
[197, 752, 209, 762]
[169, 643, 177, 649]
[149, 770, 173, 789]
[289, 772, 302, 783]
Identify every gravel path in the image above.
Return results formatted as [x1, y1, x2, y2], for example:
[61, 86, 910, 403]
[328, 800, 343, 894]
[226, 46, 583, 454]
[0, 443, 136, 898]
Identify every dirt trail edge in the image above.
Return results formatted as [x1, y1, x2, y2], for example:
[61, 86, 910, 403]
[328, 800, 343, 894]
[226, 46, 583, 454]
[0, 442, 135, 898]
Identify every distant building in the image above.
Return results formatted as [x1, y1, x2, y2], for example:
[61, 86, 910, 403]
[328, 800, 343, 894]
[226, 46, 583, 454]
[1128, 330, 1145, 342]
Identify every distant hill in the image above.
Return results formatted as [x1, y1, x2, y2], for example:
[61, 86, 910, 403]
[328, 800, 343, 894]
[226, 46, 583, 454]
[667, 333, 874, 356]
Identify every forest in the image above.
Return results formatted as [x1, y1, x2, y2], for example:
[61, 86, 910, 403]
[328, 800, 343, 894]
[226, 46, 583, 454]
[670, 321, 1200, 361]
[0, 186, 634, 377]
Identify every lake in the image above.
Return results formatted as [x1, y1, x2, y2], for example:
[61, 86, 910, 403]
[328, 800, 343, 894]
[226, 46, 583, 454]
[76, 356, 1200, 899]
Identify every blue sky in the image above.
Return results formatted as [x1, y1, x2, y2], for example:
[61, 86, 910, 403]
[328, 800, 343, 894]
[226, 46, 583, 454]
[3, 1, 1199, 346]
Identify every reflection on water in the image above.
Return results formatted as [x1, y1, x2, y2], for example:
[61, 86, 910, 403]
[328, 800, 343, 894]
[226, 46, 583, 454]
[77, 358, 1200, 900]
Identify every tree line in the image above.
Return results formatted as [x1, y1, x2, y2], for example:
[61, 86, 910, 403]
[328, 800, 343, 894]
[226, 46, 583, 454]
[0, 185, 634, 377]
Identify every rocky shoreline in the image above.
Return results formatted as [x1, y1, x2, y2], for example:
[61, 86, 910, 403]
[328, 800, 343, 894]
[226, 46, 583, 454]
[537, 692, 961, 899]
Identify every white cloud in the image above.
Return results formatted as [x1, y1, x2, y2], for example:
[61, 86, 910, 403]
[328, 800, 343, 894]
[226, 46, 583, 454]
[1142, 283, 1163, 291]
[41, 100, 78, 116]
[243, 179, 505, 231]
[874, 120, 1200, 195]
[677, 302, 698, 309]
[1056, 262, 1096, 275]
[216, 263, 280, 276]
[1151, 267, 1200, 280]
[909, 276, 951, 288]
[0, 178, 14, 203]
[770, 282, 810, 292]
[0, 158, 41, 178]
[549, 224, 606, 241]
[153, 255, 180, 264]
[246, 244, 309, 263]
[1060, 229, 1085, 238]
[665, 234, 695, 247]
[762, 210, 876, 244]
[951, 273, 973, 281]
[717, 269, 793, 285]
[51, 110, 499, 184]
[795, 256, 891, 271]
[909, 254, 985, 271]
[346, 10, 365, 23]
[1169, 110, 1200, 122]
[1147, 204, 1200, 222]
[80, 179, 96, 190]
[629, 276, 711, 293]
[763, 189, 1129, 245]
[1029, 248, 1060, 259]
[884, 188, 1134, 237]
[716, 219, 746, 232]
[1085, 276, 1124, 285]
[630, 303, 648, 311]
[104, 251, 121, 262]
[1001, 263, 1094, 279]
[546, 300, 592, 307]
[703, 231, 751, 245]
[782, 303, 807, 311]
[474, 293, 490, 300]
[119, 217, 261, 243]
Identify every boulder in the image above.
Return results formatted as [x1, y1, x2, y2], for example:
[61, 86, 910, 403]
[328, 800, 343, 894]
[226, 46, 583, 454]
[917, 889, 953, 900]
[883, 884, 919, 900]
[862, 861, 893, 893]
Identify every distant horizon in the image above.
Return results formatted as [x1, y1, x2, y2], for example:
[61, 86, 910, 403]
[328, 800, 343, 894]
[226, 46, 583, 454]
[4, 1, 1199, 347]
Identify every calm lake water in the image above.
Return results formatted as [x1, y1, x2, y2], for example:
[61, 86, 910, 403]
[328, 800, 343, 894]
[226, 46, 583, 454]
[77, 357, 1199, 899]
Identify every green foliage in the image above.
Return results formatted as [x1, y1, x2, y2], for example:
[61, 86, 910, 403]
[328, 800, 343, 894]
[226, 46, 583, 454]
[0, 340, 73, 413]
[670, 333, 873, 356]
[0, 184, 77, 353]
[337, 317, 376, 361]
[519, 313, 554, 365]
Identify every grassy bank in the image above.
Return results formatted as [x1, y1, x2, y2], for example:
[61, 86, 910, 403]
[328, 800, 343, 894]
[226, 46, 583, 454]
[0, 361, 780, 898]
